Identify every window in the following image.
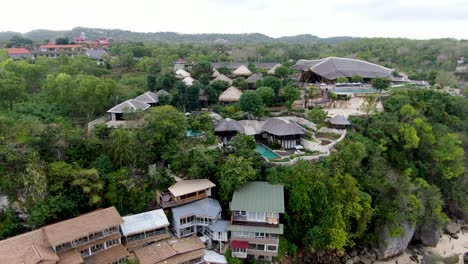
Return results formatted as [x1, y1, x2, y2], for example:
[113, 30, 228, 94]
[248, 243, 265, 251]
[234, 210, 246, 216]
[106, 239, 120, 248]
[254, 232, 265, 238]
[247, 212, 266, 222]
[80, 249, 90, 257]
[267, 244, 278, 251]
[267, 212, 279, 218]
[90, 243, 104, 254]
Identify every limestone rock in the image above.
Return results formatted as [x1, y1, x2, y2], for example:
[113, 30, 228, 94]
[376, 221, 416, 259]
[414, 220, 442, 247]
[445, 222, 461, 234]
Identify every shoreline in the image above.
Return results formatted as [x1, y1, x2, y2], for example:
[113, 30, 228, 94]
[375, 233, 468, 264]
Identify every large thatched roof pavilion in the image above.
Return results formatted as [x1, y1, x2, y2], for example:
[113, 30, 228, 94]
[293, 57, 393, 83]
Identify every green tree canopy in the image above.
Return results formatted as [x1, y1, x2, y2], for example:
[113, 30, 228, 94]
[239, 90, 264, 117]
[255, 86, 275, 106]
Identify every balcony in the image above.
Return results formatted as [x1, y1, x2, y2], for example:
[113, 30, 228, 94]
[232, 251, 248, 258]
[231, 220, 279, 228]
[159, 192, 207, 208]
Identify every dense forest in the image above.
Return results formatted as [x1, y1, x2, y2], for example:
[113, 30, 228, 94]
[0, 36, 467, 263]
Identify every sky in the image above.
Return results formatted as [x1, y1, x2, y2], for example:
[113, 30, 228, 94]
[1, 0, 467, 39]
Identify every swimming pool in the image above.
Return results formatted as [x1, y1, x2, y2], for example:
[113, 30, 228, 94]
[331, 88, 378, 94]
[255, 144, 281, 159]
[186, 130, 204, 137]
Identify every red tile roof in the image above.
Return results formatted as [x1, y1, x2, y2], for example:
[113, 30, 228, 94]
[231, 240, 248, 249]
[7, 48, 31, 54]
[40, 44, 82, 49]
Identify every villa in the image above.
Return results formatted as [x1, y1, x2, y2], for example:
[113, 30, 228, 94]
[232, 65, 253, 77]
[228, 182, 284, 261]
[210, 62, 281, 73]
[293, 57, 394, 84]
[159, 179, 216, 208]
[34, 44, 83, 58]
[211, 74, 233, 86]
[328, 115, 351, 129]
[107, 99, 151, 123]
[6, 48, 32, 60]
[0, 207, 128, 264]
[214, 118, 245, 145]
[215, 117, 305, 149]
[85, 49, 108, 64]
[171, 198, 228, 243]
[120, 209, 170, 252]
[218, 86, 243, 104]
[260, 118, 305, 149]
[246, 73, 263, 89]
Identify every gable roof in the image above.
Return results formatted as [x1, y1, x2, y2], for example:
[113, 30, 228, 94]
[214, 118, 245, 133]
[133, 236, 205, 264]
[107, 99, 150, 114]
[121, 209, 169, 236]
[0, 229, 58, 264]
[86, 49, 108, 60]
[246, 73, 263, 84]
[329, 115, 351, 125]
[176, 69, 191, 78]
[172, 198, 221, 220]
[134, 91, 159, 104]
[182, 76, 196, 86]
[156, 89, 170, 97]
[211, 74, 233, 85]
[218, 86, 242, 102]
[232, 65, 252, 76]
[261, 117, 305, 136]
[7, 48, 31, 54]
[211, 62, 280, 70]
[230, 181, 285, 213]
[168, 179, 216, 197]
[43, 207, 123, 247]
[293, 57, 393, 80]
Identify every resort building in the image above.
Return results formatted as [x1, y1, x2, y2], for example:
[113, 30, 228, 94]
[211, 74, 233, 86]
[85, 49, 108, 64]
[0, 207, 128, 264]
[134, 91, 163, 107]
[171, 198, 228, 242]
[34, 44, 83, 58]
[6, 48, 32, 60]
[173, 58, 193, 72]
[176, 68, 191, 78]
[218, 86, 243, 104]
[293, 57, 393, 84]
[183, 76, 196, 86]
[120, 209, 170, 252]
[214, 118, 245, 145]
[328, 115, 351, 129]
[260, 118, 305, 149]
[228, 182, 285, 261]
[107, 99, 151, 122]
[232, 65, 253, 77]
[159, 179, 216, 208]
[133, 236, 205, 264]
[246, 73, 263, 89]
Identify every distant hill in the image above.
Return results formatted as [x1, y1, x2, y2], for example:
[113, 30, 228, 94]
[0, 27, 356, 45]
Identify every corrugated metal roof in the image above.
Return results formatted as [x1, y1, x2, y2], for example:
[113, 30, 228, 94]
[121, 209, 169, 236]
[227, 224, 284, 234]
[107, 99, 150, 113]
[134, 91, 159, 104]
[230, 181, 285, 213]
[209, 220, 229, 232]
[172, 198, 221, 221]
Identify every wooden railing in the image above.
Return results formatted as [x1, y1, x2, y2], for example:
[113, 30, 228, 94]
[160, 192, 207, 208]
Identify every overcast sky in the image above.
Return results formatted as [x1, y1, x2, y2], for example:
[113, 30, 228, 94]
[1, 0, 467, 39]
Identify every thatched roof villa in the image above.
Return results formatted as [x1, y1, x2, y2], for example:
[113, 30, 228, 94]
[211, 74, 233, 86]
[218, 86, 243, 103]
[214, 118, 244, 145]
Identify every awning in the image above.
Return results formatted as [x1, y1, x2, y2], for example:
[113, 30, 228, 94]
[231, 240, 248, 249]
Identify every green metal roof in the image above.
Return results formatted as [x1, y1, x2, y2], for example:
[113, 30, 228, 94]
[227, 224, 284, 234]
[230, 181, 285, 213]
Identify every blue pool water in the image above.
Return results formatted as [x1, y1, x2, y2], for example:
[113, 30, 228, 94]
[331, 88, 378, 93]
[255, 144, 281, 159]
[186, 130, 204, 137]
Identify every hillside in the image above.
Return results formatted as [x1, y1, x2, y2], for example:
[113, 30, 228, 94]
[0, 27, 355, 44]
